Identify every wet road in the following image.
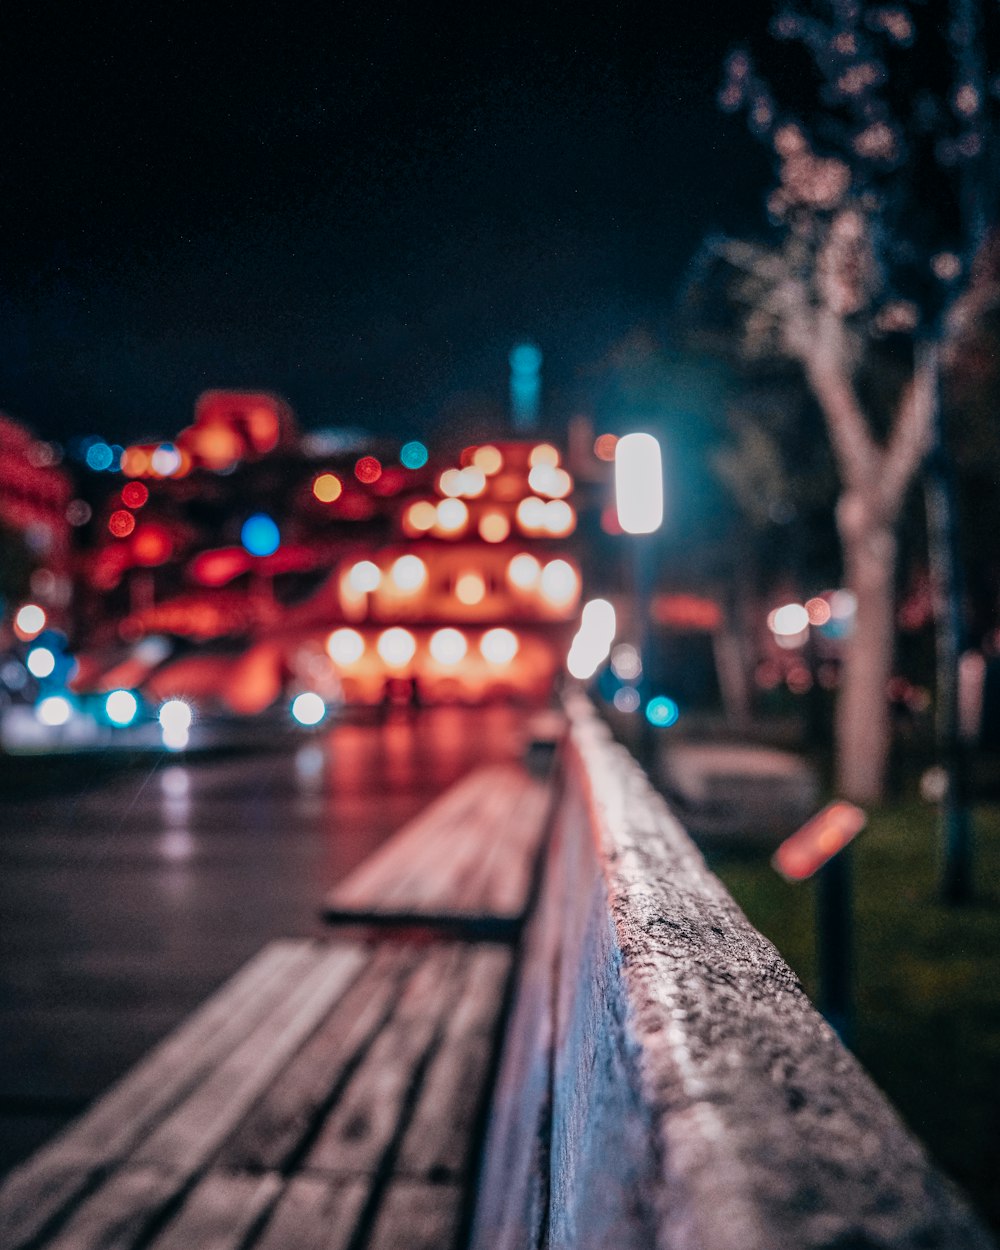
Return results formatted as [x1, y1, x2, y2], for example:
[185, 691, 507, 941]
[0, 704, 530, 1174]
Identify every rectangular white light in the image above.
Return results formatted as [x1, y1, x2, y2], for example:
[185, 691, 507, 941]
[615, 433, 663, 534]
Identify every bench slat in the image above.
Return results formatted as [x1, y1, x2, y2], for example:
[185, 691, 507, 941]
[0, 940, 319, 1249]
[397, 944, 512, 1182]
[147, 1171, 281, 1250]
[43, 1165, 177, 1250]
[219, 946, 419, 1172]
[325, 765, 551, 923]
[367, 1180, 463, 1250]
[305, 945, 467, 1176]
[252, 1175, 369, 1250]
[131, 944, 367, 1175]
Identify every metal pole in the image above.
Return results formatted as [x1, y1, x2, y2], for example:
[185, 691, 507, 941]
[816, 847, 853, 1046]
[923, 339, 974, 903]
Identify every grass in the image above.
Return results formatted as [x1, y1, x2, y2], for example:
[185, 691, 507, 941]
[711, 798, 1000, 1236]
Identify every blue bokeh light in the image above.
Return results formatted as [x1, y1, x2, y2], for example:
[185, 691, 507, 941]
[241, 513, 281, 557]
[646, 695, 680, 728]
[400, 440, 429, 470]
[509, 342, 543, 375]
[85, 441, 114, 471]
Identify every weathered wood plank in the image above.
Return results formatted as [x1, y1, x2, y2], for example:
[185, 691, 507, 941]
[366, 1180, 463, 1250]
[305, 944, 466, 1176]
[0, 941, 318, 1249]
[252, 1175, 369, 1250]
[397, 944, 512, 1182]
[146, 1171, 282, 1250]
[0, 1156, 103, 1250]
[324, 765, 551, 922]
[42, 1164, 177, 1250]
[220, 945, 419, 1172]
[328, 769, 504, 905]
[132, 943, 368, 1175]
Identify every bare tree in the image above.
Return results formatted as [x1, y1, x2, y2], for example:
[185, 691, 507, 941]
[711, 0, 997, 806]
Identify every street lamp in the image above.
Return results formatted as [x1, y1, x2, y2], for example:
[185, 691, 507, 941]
[615, 433, 664, 769]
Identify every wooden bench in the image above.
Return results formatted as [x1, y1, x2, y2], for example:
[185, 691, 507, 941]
[0, 935, 514, 1250]
[322, 763, 555, 934]
[1, 758, 557, 1250]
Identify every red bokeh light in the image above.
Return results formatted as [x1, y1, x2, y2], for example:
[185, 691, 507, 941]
[122, 481, 149, 509]
[108, 509, 136, 538]
[354, 456, 382, 484]
[132, 524, 173, 567]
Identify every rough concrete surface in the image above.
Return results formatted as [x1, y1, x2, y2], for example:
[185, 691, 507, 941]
[476, 693, 995, 1250]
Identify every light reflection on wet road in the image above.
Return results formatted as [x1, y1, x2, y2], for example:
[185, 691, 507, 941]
[0, 704, 529, 1173]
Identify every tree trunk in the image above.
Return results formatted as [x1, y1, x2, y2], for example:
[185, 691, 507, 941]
[835, 493, 897, 803]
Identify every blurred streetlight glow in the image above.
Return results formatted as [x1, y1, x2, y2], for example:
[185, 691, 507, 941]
[348, 561, 382, 593]
[291, 692, 326, 726]
[480, 628, 518, 664]
[391, 555, 427, 592]
[326, 628, 365, 665]
[26, 647, 56, 679]
[37, 695, 72, 726]
[615, 433, 663, 534]
[105, 689, 139, 726]
[377, 628, 417, 667]
[14, 604, 46, 639]
[430, 628, 467, 665]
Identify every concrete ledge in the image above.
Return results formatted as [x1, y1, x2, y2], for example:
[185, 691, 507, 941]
[474, 693, 994, 1250]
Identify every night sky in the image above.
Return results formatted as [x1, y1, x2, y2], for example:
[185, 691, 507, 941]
[1, 2, 771, 443]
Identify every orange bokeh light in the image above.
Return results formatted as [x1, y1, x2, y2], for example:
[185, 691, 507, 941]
[121, 447, 150, 477]
[479, 511, 511, 543]
[594, 433, 618, 461]
[313, 472, 343, 503]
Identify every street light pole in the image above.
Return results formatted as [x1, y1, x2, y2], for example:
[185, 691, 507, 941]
[615, 433, 664, 774]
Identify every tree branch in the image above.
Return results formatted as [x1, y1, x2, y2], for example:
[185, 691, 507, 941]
[800, 310, 880, 492]
[881, 350, 934, 516]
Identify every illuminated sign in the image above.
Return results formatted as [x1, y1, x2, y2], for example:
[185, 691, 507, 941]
[772, 802, 867, 881]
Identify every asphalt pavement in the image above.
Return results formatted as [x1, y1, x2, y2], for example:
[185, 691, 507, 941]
[0, 704, 530, 1174]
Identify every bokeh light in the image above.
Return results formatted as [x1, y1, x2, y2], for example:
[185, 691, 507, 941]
[528, 443, 559, 468]
[613, 686, 641, 713]
[507, 553, 541, 590]
[435, 498, 468, 534]
[455, 571, 487, 605]
[480, 628, 518, 665]
[109, 509, 136, 538]
[36, 695, 72, 726]
[14, 604, 46, 639]
[377, 627, 417, 667]
[472, 445, 503, 475]
[313, 472, 343, 503]
[406, 501, 437, 532]
[150, 443, 182, 477]
[355, 456, 382, 484]
[122, 481, 149, 508]
[391, 555, 427, 592]
[429, 628, 467, 665]
[594, 433, 618, 461]
[241, 513, 280, 556]
[347, 560, 382, 593]
[400, 441, 429, 469]
[326, 628, 365, 665]
[540, 559, 580, 607]
[479, 511, 511, 543]
[85, 441, 114, 471]
[291, 692, 326, 726]
[105, 689, 139, 726]
[769, 603, 810, 636]
[646, 695, 680, 728]
[26, 647, 56, 679]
